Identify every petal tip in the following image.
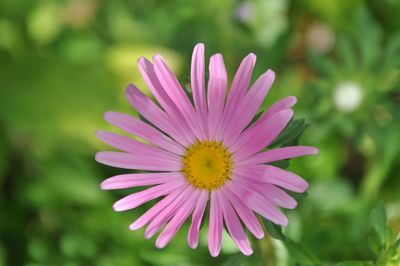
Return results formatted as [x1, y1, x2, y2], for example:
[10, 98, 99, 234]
[194, 43, 205, 50]
[100, 180, 109, 190]
[94, 152, 105, 163]
[243, 248, 253, 256]
[188, 240, 198, 249]
[281, 215, 289, 226]
[289, 96, 297, 105]
[152, 53, 164, 63]
[210, 249, 220, 257]
[155, 238, 168, 249]
[256, 231, 265, 239]
[112, 202, 124, 212]
[125, 84, 136, 98]
[137, 56, 148, 65]
[247, 52, 257, 60]
[311, 147, 319, 154]
[103, 111, 113, 121]
[95, 130, 105, 138]
[129, 222, 140, 231]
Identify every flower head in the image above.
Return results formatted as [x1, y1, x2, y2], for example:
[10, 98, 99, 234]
[96, 43, 318, 256]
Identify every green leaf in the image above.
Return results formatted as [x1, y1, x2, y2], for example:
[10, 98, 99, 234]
[263, 218, 321, 266]
[336, 261, 373, 266]
[269, 118, 308, 148]
[270, 159, 290, 169]
[284, 238, 321, 266]
[263, 220, 285, 240]
[222, 253, 248, 266]
[370, 202, 388, 245]
[287, 190, 308, 201]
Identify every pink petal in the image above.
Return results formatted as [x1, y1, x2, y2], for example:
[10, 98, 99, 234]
[222, 187, 264, 239]
[216, 53, 256, 140]
[112, 180, 184, 211]
[145, 186, 194, 239]
[95, 151, 181, 171]
[219, 192, 253, 256]
[137, 58, 196, 143]
[232, 109, 294, 162]
[155, 190, 200, 248]
[228, 181, 288, 226]
[103, 111, 184, 155]
[207, 53, 227, 140]
[96, 131, 180, 161]
[191, 43, 207, 116]
[234, 176, 297, 209]
[238, 146, 318, 166]
[260, 96, 297, 122]
[208, 190, 223, 257]
[152, 55, 205, 140]
[100, 172, 183, 190]
[190, 44, 208, 139]
[234, 164, 309, 193]
[187, 190, 208, 249]
[262, 165, 309, 193]
[129, 187, 185, 231]
[125, 84, 192, 146]
[223, 69, 275, 146]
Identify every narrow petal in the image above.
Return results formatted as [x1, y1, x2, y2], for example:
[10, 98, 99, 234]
[216, 53, 256, 140]
[152, 55, 205, 140]
[155, 190, 200, 248]
[137, 58, 196, 143]
[261, 184, 298, 209]
[207, 53, 227, 140]
[112, 180, 184, 212]
[100, 172, 183, 190]
[219, 192, 253, 256]
[125, 84, 192, 146]
[232, 109, 294, 162]
[234, 176, 297, 209]
[187, 190, 208, 249]
[228, 181, 288, 226]
[234, 164, 309, 193]
[96, 131, 181, 161]
[145, 186, 194, 239]
[223, 69, 275, 146]
[190, 44, 208, 139]
[222, 188, 264, 239]
[191, 43, 207, 115]
[103, 111, 184, 155]
[95, 151, 181, 171]
[129, 187, 185, 231]
[258, 96, 297, 123]
[238, 146, 318, 166]
[208, 190, 223, 257]
[262, 165, 309, 193]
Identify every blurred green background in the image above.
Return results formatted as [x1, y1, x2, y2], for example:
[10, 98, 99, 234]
[0, 0, 400, 265]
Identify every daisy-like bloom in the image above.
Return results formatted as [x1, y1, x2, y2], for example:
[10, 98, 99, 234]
[96, 43, 318, 256]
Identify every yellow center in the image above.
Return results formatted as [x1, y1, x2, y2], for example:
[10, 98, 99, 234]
[182, 141, 233, 191]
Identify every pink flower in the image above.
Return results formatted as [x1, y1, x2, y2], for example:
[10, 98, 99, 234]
[96, 43, 318, 256]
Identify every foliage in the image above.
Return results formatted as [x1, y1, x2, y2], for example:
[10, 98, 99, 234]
[1, 0, 400, 265]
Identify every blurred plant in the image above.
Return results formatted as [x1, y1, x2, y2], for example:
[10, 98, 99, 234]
[0, 0, 399, 265]
[235, 0, 289, 48]
[370, 203, 400, 266]
[307, 9, 400, 201]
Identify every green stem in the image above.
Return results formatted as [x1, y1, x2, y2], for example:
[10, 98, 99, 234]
[258, 229, 276, 265]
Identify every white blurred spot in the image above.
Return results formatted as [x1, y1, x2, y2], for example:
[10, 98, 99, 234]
[306, 23, 335, 54]
[333, 81, 363, 112]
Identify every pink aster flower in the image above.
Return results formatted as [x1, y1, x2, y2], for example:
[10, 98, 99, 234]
[96, 43, 318, 256]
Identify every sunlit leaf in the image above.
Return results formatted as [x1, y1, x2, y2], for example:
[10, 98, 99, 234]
[270, 118, 308, 148]
[370, 202, 388, 245]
